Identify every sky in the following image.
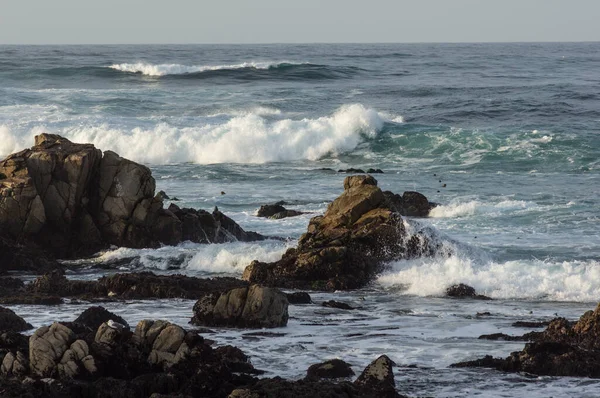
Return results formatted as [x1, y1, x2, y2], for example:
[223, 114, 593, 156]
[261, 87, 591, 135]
[1, 0, 599, 44]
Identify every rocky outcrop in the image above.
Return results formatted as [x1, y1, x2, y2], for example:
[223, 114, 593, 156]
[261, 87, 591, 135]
[383, 190, 437, 217]
[243, 176, 434, 291]
[452, 303, 600, 378]
[0, 317, 261, 397]
[191, 285, 289, 328]
[0, 306, 32, 332]
[0, 134, 264, 260]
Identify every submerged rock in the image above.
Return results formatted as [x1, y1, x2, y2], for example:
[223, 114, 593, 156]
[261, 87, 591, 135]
[322, 300, 355, 310]
[285, 292, 312, 305]
[243, 176, 434, 291]
[257, 204, 304, 220]
[0, 134, 264, 260]
[191, 285, 289, 328]
[453, 303, 600, 378]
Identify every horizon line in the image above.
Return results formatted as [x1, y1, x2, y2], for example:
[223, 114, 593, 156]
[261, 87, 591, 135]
[1, 40, 599, 46]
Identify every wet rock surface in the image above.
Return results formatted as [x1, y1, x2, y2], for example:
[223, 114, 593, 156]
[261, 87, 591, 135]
[243, 176, 435, 291]
[0, 306, 32, 332]
[306, 359, 355, 380]
[285, 292, 312, 305]
[257, 204, 304, 220]
[453, 303, 600, 378]
[0, 134, 265, 261]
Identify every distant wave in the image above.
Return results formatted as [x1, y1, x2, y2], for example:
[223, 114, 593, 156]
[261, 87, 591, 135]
[108, 61, 311, 76]
[0, 104, 400, 164]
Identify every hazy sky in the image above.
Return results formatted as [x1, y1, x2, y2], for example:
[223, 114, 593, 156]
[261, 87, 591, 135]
[1, 0, 598, 44]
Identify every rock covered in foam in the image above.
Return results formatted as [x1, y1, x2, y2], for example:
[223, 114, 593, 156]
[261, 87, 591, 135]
[243, 175, 435, 291]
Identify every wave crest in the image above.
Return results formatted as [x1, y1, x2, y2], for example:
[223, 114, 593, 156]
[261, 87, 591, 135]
[109, 61, 309, 76]
[0, 104, 395, 164]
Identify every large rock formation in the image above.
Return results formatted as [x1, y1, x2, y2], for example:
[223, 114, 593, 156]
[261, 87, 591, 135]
[0, 134, 264, 259]
[452, 303, 600, 378]
[243, 175, 434, 290]
[191, 285, 289, 328]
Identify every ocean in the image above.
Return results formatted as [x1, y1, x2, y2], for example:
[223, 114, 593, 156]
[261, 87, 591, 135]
[1, 42, 599, 396]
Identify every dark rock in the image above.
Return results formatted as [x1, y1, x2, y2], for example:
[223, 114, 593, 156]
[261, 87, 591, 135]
[478, 332, 541, 342]
[338, 168, 366, 173]
[512, 320, 552, 328]
[243, 176, 434, 291]
[366, 168, 384, 174]
[257, 204, 287, 218]
[0, 236, 62, 274]
[306, 359, 355, 380]
[322, 300, 354, 310]
[270, 210, 304, 220]
[453, 304, 600, 378]
[285, 292, 312, 305]
[446, 284, 491, 300]
[191, 285, 289, 328]
[0, 306, 32, 332]
[74, 306, 130, 331]
[383, 191, 432, 217]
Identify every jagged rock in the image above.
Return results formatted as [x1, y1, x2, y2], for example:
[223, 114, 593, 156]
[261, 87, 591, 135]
[29, 322, 76, 378]
[191, 285, 289, 328]
[285, 292, 312, 305]
[243, 176, 434, 291]
[306, 359, 355, 380]
[73, 306, 129, 331]
[0, 135, 264, 260]
[446, 284, 491, 300]
[0, 306, 32, 332]
[452, 304, 600, 378]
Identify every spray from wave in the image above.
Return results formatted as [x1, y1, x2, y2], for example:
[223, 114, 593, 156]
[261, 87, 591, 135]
[108, 61, 309, 76]
[0, 104, 395, 164]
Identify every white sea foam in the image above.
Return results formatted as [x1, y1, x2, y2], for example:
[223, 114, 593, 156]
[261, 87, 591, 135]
[108, 61, 308, 76]
[429, 199, 530, 218]
[0, 104, 388, 164]
[378, 256, 600, 302]
[92, 240, 290, 274]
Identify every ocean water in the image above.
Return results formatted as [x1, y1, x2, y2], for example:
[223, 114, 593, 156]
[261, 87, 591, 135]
[1, 43, 599, 396]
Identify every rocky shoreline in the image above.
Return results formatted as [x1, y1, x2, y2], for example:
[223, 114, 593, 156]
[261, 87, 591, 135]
[1, 136, 599, 397]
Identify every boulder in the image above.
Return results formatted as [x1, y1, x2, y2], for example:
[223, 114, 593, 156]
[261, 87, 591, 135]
[306, 359, 355, 380]
[0, 306, 32, 332]
[29, 322, 76, 377]
[243, 176, 434, 291]
[383, 190, 434, 217]
[191, 285, 289, 328]
[322, 300, 354, 310]
[257, 204, 304, 220]
[73, 306, 129, 331]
